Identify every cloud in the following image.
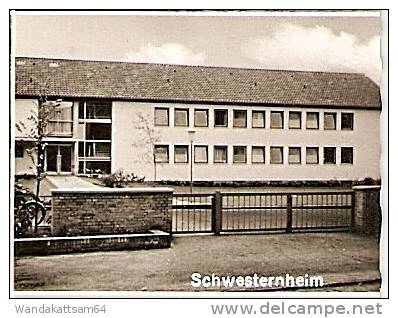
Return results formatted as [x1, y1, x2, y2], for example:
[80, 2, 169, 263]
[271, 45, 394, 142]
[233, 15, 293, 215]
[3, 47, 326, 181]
[125, 43, 205, 65]
[243, 24, 381, 83]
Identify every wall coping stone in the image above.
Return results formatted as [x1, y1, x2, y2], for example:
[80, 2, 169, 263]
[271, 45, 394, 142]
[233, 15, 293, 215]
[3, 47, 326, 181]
[51, 187, 174, 194]
[352, 185, 381, 191]
[14, 230, 169, 242]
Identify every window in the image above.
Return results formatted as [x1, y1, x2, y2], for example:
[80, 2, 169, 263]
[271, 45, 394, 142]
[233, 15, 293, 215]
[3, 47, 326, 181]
[214, 109, 228, 127]
[306, 147, 319, 164]
[79, 141, 111, 158]
[289, 112, 302, 129]
[79, 101, 112, 120]
[15, 142, 24, 158]
[233, 146, 247, 163]
[154, 145, 169, 163]
[270, 147, 283, 164]
[324, 147, 336, 164]
[252, 146, 265, 164]
[252, 111, 265, 128]
[174, 108, 189, 127]
[174, 145, 189, 163]
[233, 110, 247, 128]
[270, 111, 284, 129]
[324, 112, 337, 130]
[306, 112, 319, 129]
[154, 108, 169, 126]
[84, 161, 111, 174]
[85, 123, 111, 140]
[288, 147, 301, 164]
[341, 147, 354, 164]
[78, 102, 84, 119]
[341, 113, 354, 130]
[194, 146, 208, 163]
[194, 109, 208, 127]
[47, 101, 73, 136]
[214, 146, 228, 163]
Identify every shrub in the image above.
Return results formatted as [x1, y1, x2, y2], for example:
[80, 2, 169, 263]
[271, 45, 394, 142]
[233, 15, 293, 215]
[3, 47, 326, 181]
[98, 170, 145, 188]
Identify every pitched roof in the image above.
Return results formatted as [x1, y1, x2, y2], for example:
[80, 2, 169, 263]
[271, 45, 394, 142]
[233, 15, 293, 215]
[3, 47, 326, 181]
[15, 57, 381, 109]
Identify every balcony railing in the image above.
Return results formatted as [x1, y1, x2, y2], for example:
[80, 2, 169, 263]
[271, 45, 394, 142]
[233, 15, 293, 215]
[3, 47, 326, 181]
[46, 121, 73, 137]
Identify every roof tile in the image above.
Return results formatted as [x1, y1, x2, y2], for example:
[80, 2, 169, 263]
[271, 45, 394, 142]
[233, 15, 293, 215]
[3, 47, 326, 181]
[15, 57, 381, 109]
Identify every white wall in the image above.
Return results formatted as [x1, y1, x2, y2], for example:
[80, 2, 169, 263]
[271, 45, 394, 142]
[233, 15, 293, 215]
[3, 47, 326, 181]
[14, 99, 37, 175]
[15, 99, 38, 138]
[112, 101, 381, 181]
[15, 145, 37, 175]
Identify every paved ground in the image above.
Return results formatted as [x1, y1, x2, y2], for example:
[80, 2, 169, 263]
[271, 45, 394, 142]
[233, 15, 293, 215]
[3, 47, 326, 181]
[17, 176, 98, 197]
[16, 178, 56, 197]
[14, 232, 380, 292]
[46, 175, 99, 190]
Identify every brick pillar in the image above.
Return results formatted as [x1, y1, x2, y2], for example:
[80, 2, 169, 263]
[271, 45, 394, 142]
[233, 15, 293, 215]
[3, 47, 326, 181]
[352, 185, 381, 239]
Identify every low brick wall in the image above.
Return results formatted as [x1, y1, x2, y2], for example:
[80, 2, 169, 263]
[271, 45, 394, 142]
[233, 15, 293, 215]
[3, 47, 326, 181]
[15, 230, 171, 256]
[51, 188, 173, 236]
[353, 185, 382, 238]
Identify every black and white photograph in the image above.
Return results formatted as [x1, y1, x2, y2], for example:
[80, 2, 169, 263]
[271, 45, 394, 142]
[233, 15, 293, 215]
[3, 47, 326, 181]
[10, 10, 387, 299]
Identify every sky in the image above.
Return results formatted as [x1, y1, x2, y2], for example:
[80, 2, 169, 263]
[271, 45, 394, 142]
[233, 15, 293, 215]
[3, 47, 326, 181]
[13, 12, 382, 83]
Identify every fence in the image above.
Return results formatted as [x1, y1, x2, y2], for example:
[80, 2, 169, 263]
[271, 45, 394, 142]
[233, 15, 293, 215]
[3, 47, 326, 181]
[172, 191, 354, 234]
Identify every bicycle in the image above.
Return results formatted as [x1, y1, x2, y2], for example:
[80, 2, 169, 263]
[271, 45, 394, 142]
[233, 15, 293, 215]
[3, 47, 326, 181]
[14, 184, 47, 237]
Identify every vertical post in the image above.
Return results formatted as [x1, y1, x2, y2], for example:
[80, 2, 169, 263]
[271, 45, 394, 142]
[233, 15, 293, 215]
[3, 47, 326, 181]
[188, 130, 195, 193]
[350, 191, 356, 230]
[190, 140, 193, 193]
[56, 147, 62, 174]
[286, 194, 293, 233]
[212, 191, 222, 235]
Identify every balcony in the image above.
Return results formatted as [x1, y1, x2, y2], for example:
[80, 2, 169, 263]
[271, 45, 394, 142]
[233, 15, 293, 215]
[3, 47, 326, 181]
[46, 120, 73, 137]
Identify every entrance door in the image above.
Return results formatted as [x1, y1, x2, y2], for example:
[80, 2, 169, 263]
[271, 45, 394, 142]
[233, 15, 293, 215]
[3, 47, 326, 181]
[46, 145, 72, 174]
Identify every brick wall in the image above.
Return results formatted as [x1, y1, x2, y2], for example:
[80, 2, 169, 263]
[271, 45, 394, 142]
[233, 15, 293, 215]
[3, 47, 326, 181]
[51, 188, 173, 236]
[353, 185, 381, 238]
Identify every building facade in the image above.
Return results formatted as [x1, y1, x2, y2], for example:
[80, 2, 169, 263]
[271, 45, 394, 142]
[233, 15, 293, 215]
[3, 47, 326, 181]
[14, 57, 381, 182]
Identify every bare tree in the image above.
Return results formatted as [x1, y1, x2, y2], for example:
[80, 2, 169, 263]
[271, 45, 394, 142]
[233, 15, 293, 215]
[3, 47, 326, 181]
[131, 112, 161, 182]
[15, 96, 63, 198]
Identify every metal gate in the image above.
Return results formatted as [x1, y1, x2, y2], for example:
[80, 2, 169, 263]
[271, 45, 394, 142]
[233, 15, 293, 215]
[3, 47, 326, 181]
[172, 191, 354, 234]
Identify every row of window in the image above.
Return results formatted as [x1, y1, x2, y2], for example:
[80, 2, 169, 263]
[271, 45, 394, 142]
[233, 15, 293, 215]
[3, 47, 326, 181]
[154, 145, 354, 165]
[154, 108, 354, 130]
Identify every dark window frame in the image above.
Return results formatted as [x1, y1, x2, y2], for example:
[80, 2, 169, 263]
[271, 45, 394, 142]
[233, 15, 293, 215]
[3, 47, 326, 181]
[214, 145, 228, 163]
[288, 147, 302, 164]
[252, 110, 266, 128]
[233, 146, 247, 164]
[341, 113, 354, 130]
[270, 111, 284, 129]
[174, 108, 189, 127]
[341, 147, 354, 164]
[154, 107, 170, 127]
[154, 145, 170, 163]
[214, 109, 229, 127]
[324, 112, 337, 130]
[306, 112, 319, 129]
[194, 109, 209, 127]
[233, 110, 247, 128]
[289, 111, 302, 129]
[194, 145, 208, 163]
[270, 146, 284, 164]
[323, 147, 337, 164]
[251, 146, 266, 164]
[174, 145, 189, 163]
[306, 147, 319, 164]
